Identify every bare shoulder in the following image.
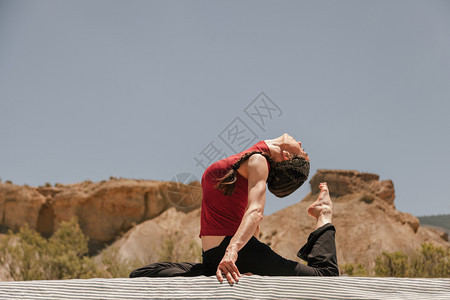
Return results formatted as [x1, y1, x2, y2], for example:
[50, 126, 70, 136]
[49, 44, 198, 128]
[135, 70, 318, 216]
[238, 154, 269, 180]
[248, 153, 268, 166]
[247, 154, 269, 179]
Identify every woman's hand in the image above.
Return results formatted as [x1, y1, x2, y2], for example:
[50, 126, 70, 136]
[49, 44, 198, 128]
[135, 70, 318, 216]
[216, 248, 241, 284]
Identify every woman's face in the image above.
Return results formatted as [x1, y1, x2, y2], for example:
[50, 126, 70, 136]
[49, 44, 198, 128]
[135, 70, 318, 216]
[278, 133, 309, 162]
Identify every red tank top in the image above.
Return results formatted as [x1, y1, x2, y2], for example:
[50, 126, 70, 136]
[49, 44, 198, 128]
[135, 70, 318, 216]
[199, 140, 271, 237]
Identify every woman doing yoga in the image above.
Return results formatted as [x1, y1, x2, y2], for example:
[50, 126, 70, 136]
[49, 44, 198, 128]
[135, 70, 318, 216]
[130, 133, 339, 283]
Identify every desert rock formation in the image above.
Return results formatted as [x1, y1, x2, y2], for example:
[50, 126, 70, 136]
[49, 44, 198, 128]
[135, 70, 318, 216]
[112, 170, 449, 273]
[0, 179, 201, 252]
[260, 170, 446, 271]
[1, 170, 448, 274]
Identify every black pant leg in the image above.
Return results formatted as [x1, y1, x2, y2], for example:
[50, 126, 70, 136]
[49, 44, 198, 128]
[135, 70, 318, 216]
[202, 224, 338, 277]
[297, 223, 339, 276]
[237, 237, 315, 276]
[203, 236, 320, 276]
[129, 262, 204, 278]
[239, 224, 338, 276]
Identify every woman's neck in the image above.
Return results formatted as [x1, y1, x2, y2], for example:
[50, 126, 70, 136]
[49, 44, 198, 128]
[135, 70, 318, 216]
[264, 138, 283, 161]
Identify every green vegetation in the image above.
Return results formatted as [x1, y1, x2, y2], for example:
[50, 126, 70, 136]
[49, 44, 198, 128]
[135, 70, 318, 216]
[418, 214, 450, 233]
[3, 219, 447, 280]
[0, 218, 141, 280]
[375, 251, 409, 277]
[99, 245, 142, 278]
[375, 243, 449, 277]
[342, 242, 449, 277]
[0, 219, 202, 281]
[158, 231, 201, 263]
[341, 263, 368, 276]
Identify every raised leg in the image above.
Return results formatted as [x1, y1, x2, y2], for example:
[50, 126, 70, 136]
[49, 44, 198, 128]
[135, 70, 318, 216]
[308, 182, 333, 229]
[297, 182, 338, 275]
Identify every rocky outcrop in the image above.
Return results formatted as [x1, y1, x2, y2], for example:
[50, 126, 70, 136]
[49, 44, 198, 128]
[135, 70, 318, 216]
[260, 170, 443, 271]
[0, 184, 47, 232]
[0, 179, 201, 252]
[111, 170, 448, 273]
[310, 169, 395, 205]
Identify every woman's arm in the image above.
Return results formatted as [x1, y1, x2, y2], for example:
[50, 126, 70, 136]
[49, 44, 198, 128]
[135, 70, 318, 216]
[216, 154, 269, 284]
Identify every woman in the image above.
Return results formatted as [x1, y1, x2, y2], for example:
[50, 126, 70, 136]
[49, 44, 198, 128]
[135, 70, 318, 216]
[130, 134, 339, 282]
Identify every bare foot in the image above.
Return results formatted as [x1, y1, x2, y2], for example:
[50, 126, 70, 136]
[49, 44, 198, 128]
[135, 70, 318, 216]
[308, 182, 333, 219]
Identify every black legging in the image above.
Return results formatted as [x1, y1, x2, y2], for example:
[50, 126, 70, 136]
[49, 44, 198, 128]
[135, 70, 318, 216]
[129, 223, 339, 278]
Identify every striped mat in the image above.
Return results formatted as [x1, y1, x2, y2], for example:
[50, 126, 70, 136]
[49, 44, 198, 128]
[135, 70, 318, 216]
[0, 276, 449, 299]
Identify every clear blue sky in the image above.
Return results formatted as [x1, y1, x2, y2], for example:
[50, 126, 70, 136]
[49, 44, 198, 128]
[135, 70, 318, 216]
[1, 0, 449, 216]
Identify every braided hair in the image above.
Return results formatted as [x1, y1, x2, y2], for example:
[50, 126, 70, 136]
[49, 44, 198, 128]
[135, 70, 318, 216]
[214, 151, 310, 197]
[267, 155, 310, 197]
[214, 151, 272, 196]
